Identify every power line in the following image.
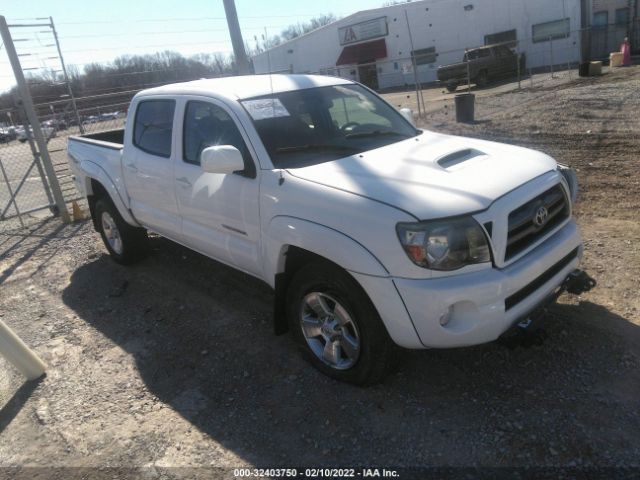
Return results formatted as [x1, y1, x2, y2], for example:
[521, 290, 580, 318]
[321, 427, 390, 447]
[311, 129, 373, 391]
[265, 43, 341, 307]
[50, 13, 346, 25]
[48, 40, 231, 54]
[57, 25, 306, 39]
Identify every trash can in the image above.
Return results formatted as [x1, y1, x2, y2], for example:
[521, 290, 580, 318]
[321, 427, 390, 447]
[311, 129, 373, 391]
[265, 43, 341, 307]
[455, 93, 475, 123]
[579, 62, 590, 77]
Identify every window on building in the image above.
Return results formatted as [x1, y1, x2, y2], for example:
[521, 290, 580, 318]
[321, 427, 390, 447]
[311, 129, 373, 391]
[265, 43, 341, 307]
[411, 47, 437, 65]
[133, 100, 175, 158]
[593, 11, 609, 28]
[532, 18, 570, 43]
[485, 29, 517, 48]
[615, 8, 629, 25]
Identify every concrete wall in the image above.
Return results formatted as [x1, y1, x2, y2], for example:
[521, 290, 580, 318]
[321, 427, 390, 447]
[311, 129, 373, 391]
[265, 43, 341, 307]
[252, 0, 583, 89]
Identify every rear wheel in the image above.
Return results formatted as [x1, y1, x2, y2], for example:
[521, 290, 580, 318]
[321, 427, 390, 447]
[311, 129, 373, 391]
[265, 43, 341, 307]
[286, 261, 400, 385]
[446, 82, 458, 93]
[95, 198, 147, 265]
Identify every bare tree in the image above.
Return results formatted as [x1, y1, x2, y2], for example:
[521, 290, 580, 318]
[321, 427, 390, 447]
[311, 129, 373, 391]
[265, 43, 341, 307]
[279, 14, 337, 42]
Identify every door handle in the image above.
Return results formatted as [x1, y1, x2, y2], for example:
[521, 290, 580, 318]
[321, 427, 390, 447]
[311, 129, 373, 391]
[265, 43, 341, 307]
[176, 177, 192, 187]
[125, 163, 139, 173]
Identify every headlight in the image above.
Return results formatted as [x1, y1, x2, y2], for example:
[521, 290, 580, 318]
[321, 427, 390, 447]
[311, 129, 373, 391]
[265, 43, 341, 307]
[558, 164, 578, 204]
[396, 217, 491, 271]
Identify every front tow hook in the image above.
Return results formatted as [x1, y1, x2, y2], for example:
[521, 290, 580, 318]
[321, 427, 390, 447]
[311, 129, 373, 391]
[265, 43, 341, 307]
[498, 269, 596, 349]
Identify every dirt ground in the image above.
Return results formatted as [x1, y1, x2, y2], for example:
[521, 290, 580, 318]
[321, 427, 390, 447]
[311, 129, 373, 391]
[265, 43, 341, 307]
[1, 67, 639, 479]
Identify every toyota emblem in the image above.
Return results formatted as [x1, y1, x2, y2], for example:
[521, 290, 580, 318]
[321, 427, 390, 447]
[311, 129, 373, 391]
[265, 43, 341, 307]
[533, 206, 549, 227]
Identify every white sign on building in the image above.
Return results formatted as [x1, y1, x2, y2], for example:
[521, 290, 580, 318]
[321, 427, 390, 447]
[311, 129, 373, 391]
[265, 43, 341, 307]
[339, 17, 388, 45]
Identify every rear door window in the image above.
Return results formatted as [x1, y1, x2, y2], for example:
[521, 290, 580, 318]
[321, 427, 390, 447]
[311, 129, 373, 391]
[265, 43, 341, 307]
[133, 100, 175, 158]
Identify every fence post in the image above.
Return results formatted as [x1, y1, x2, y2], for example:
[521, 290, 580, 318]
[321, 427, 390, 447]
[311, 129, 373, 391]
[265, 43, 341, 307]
[404, 10, 423, 118]
[530, 65, 534, 88]
[0, 15, 70, 223]
[516, 41, 521, 89]
[466, 49, 472, 92]
[550, 36, 555, 78]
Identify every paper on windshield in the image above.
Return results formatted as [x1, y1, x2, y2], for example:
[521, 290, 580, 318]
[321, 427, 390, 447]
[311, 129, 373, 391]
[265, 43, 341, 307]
[242, 99, 290, 120]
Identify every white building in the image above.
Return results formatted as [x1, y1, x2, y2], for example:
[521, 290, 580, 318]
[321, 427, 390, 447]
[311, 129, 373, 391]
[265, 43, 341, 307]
[252, 0, 583, 90]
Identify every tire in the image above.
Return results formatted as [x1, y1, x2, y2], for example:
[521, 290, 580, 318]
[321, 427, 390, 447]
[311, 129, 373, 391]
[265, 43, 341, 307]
[95, 198, 147, 265]
[476, 70, 489, 87]
[286, 261, 400, 385]
[446, 82, 458, 93]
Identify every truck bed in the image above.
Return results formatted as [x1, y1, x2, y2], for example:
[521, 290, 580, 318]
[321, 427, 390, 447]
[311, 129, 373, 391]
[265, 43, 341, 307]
[69, 129, 124, 150]
[67, 128, 127, 204]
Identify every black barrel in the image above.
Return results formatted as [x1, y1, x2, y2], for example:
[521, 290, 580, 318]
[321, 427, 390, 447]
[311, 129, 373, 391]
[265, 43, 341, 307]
[455, 93, 475, 123]
[579, 62, 590, 77]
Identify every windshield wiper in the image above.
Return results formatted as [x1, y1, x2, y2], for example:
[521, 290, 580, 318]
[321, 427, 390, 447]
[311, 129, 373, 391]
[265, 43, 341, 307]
[275, 144, 359, 153]
[344, 130, 412, 140]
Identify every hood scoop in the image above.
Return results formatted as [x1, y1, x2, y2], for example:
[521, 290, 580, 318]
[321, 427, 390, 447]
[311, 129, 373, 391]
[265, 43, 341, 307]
[437, 148, 487, 171]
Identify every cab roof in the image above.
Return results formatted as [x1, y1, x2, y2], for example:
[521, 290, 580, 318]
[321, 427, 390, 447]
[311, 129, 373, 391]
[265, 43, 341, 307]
[135, 74, 354, 101]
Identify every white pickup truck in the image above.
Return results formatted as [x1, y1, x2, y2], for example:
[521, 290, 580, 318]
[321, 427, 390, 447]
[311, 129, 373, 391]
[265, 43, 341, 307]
[67, 74, 595, 384]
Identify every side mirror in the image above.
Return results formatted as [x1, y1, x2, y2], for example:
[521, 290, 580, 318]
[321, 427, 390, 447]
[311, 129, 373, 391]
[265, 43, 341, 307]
[200, 145, 244, 174]
[399, 108, 415, 127]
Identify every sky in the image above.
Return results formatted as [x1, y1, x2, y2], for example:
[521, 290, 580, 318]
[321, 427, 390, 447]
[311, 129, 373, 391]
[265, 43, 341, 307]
[0, 0, 386, 92]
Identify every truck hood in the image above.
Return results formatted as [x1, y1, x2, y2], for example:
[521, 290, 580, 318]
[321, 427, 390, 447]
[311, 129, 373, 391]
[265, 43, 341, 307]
[286, 130, 558, 219]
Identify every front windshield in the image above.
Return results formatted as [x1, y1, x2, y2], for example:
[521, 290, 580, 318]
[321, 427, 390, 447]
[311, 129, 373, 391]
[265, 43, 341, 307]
[240, 84, 420, 168]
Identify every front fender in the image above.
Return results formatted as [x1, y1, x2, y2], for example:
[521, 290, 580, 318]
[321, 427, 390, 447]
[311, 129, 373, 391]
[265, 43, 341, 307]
[264, 216, 423, 348]
[263, 216, 389, 288]
[81, 160, 139, 227]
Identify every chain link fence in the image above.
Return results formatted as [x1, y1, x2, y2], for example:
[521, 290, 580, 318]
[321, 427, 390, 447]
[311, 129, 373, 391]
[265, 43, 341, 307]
[262, 27, 598, 120]
[0, 117, 55, 225]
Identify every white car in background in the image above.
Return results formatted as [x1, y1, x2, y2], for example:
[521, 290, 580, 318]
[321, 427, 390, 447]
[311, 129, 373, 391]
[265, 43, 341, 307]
[0, 126, 16, 143]
[16, 124, 56, 143]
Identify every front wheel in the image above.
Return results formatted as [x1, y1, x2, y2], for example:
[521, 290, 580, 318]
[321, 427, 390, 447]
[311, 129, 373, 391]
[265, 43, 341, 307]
[95, 198, 147, 265]
[286, 261, 400, 385]
[446, 82, 458, 93]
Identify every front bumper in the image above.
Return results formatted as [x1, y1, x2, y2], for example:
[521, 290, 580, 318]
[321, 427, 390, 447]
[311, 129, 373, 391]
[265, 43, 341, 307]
[392, 219, 583, 348]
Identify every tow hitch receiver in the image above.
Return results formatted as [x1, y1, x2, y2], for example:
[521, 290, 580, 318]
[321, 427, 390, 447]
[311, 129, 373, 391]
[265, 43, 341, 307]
[498, 269, 596, 349]
[563, 269, 597, 295]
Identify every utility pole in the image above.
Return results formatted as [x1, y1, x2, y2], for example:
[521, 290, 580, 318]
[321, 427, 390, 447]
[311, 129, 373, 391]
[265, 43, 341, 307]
[628, 0, 637, 41]
[580, 0, 592, 76]
[223, 0, 251, 75]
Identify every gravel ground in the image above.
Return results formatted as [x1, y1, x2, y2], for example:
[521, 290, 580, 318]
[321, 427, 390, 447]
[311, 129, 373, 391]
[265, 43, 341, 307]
[0, 67, 639, 479]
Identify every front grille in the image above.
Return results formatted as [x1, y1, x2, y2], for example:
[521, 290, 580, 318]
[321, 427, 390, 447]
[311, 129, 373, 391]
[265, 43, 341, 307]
[504, 247, 579, 311]
[505, 185, 569, 260]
